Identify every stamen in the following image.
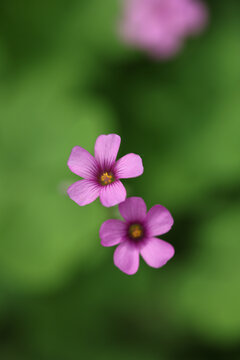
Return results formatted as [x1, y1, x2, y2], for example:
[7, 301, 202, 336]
[100, 172, 115, 186]
[128, 224, 144, 240]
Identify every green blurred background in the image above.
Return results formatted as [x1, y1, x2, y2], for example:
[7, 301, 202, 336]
[0, 0, 240, 359]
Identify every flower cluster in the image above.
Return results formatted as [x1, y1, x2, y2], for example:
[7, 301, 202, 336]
[119, 0, 208, 59]
[67, 134, 174, 275]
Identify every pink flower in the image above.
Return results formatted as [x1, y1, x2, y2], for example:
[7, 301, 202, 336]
[67, 134, 144, 207]
[100, 197, 174, 274]
[120, 0, 208, 58]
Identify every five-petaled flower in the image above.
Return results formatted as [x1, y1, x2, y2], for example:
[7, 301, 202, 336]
[67, 134, 144, 207]
[120, 0, 208, 59]
[100, 197, 174, 275]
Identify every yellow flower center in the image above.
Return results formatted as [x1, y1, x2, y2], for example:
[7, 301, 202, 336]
[100, 172, 115, 186]
[128, 224, 143, 240]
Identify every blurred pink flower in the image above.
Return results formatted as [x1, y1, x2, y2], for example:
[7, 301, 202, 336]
[100, 197, 174, 275]
[120, 0, 208, 58]
[67, 134, 143, 207]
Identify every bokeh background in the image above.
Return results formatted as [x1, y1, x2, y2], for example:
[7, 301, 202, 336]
[0, 0, 240, 359]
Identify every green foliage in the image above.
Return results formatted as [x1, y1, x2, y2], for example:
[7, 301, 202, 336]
[172, 206, 240, 343]
[0, 60, 118, 291]
[0, 0, 240, 359]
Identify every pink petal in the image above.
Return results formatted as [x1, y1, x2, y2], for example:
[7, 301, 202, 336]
[67, 146, 97, 179]
[120, 0, 208, 59]
[146, 205, 174, 236]
[140, 237, 175, 268]
[115, 153, 144, 179]
[100, 181, 126, 207]
[67, 179, 100, 206]
[94, 134, 121, 168]
[114, 242, 140, 275]
[100, 219, 126, 247]
[119, 197, 147, 222]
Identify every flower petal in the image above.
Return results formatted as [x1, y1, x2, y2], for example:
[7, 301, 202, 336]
[140, 238, 175, 268]
[67, 146, 97, 179]
[67, 180, 100, 206]
[100, 181, 126, 207]
[114, 242, 139, 275]
[100, 219, 126, 247]
[115, 153, 144, 179]
[94, 134, 121, 168]
[119, 197, 147, 222]
[146, 205, 174, 236]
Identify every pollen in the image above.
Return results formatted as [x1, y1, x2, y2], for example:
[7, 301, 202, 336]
[100, 172, 115, 186]
[128, 224, 144, 240]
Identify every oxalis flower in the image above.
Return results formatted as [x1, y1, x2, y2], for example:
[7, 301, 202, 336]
[67, 134, 143, 207]
[120, 0, 208, 59]
[100, 197, 174, 275]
